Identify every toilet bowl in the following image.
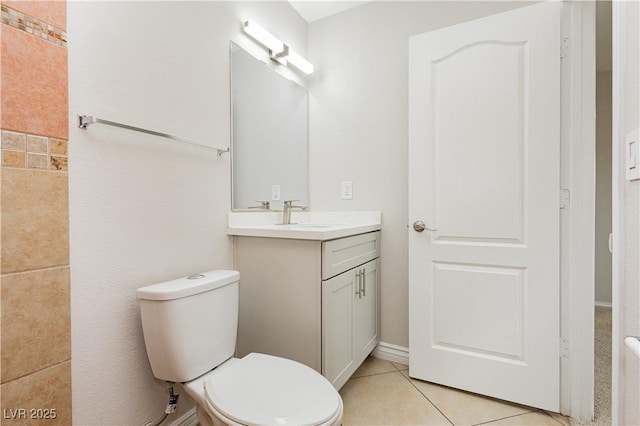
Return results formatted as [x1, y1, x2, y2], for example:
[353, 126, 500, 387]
[136, 270, 343, 426]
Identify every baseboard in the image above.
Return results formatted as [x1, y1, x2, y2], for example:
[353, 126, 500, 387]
[170, 408, 198, 426]
[371, 341, 410, 365]
[595, 301, 612, 308]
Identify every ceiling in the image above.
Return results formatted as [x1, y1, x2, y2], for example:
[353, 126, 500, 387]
[288, 1, 369, 22]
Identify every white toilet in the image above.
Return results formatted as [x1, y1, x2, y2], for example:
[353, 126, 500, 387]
[136, 270, 343, 426]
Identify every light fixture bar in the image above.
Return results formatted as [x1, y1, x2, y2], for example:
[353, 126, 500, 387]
[242, 19, 314, 75]
[243, 20, 285, 55]
[285, 47, 314, 75]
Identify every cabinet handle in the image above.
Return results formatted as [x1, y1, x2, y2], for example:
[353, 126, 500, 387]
[355, 270, 362, 298]
[362, 268, 366, 297]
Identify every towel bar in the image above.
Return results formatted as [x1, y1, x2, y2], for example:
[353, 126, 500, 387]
[78, 115, 230, 156]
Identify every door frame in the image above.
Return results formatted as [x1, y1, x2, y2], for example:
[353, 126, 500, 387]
[610, 1, 628, 424]
[559, 0, 596, 421]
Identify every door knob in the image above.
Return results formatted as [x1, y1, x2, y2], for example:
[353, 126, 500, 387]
[413, 221, 437, 232]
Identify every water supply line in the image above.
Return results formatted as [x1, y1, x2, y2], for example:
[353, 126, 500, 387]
[142, 411, 167, 426]
[143, 382, 179, 426]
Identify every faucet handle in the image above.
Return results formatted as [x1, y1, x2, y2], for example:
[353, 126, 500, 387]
[248, 201, 271, 210]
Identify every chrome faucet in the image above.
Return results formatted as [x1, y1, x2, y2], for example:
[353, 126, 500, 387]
[282, 200, 306, 225]
[248, 201, 271, 210]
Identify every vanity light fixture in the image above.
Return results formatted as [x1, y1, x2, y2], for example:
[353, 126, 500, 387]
[243, 19, 314, 75]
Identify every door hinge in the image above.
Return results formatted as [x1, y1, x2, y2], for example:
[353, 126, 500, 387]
[560, 37, 570, 60]
[560, 188, 570, 209]
[560, 338, 570, 359]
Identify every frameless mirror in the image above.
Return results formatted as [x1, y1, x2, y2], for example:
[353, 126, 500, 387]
[230, 42, 308, 210]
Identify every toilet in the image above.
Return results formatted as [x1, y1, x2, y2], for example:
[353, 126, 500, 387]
[136, 270, 343, 426]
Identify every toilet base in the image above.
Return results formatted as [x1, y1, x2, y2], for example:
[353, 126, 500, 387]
[196, 404, 239, 426]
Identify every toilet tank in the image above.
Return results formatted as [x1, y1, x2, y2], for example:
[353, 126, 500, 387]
[136, 270, 239, 383]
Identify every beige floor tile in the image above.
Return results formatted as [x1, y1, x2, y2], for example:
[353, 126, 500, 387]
[340, 371, 452, 425]
[482, 411, 564, 425]
[401, 371, 535, 425]
[352, 356, 397, 378]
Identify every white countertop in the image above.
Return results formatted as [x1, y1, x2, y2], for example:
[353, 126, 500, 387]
[226, 211, 381, 240]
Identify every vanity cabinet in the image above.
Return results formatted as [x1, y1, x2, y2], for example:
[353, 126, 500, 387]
[322, 258, 378, 389]
[235, 231, 380, 390]
[321, 232, 379, 389]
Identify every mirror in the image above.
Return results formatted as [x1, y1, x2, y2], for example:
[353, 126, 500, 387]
[231, 42, 308, 210]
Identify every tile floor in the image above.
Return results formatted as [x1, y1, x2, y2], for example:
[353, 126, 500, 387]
[339, 356, 574, 425]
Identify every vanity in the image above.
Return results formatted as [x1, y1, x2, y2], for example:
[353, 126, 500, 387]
[229, 42, 380, 390]
[227, 212, 381, 390]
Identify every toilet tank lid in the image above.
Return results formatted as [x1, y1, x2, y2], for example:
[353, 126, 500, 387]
[136, 270, 239, 301]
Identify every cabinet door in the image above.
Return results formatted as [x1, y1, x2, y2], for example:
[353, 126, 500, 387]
[322, 271, 356, 388]
[354, 258, 379, 366]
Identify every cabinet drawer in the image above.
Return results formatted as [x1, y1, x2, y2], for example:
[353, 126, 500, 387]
[322, 231, 380, 279]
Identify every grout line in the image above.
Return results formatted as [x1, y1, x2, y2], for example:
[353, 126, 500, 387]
[1, 264, 71, 278]
[472, 409, 549, 426]
[473, 408, 565, 426]
[391, 361, 409, 372]
[348, 369, 400, 380]
[0, 359, 70, 386]
[398, 370, 455, 426]
[0, 164, 69, 173]
[540, 410, 571, 426]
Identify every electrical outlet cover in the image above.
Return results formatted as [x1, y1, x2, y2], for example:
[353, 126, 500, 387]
[272, 185, 281, 200]
[341, 181, 353, 200]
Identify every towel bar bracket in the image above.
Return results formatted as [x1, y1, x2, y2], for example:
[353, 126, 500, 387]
[78, 114, 94, 129]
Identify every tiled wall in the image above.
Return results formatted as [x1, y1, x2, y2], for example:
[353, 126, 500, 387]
[1, 1, 71, 424]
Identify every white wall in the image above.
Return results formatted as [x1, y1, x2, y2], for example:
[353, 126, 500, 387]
[68, 2, 307, 424]
[595, 70, 612, 305]
[307, 1, 531, 348]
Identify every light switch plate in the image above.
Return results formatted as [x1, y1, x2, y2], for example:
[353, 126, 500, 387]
[341, 181, 353, 200]
[626, 128, 640, 181]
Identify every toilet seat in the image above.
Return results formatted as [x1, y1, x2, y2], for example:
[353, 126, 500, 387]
[203, 353, 342, 426]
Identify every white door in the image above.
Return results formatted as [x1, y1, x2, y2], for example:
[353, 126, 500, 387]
[408, 2, 561, 411]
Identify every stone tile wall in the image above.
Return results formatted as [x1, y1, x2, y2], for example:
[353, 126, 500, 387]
[0, 1, 71, 424]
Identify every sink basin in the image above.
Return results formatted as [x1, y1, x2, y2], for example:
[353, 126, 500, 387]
[226, 211, 381, 240]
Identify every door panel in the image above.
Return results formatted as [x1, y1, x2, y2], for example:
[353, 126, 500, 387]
[409, 2, 561, 411]
[435, 42, 526, 243]
[432, 262, 526, 361]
